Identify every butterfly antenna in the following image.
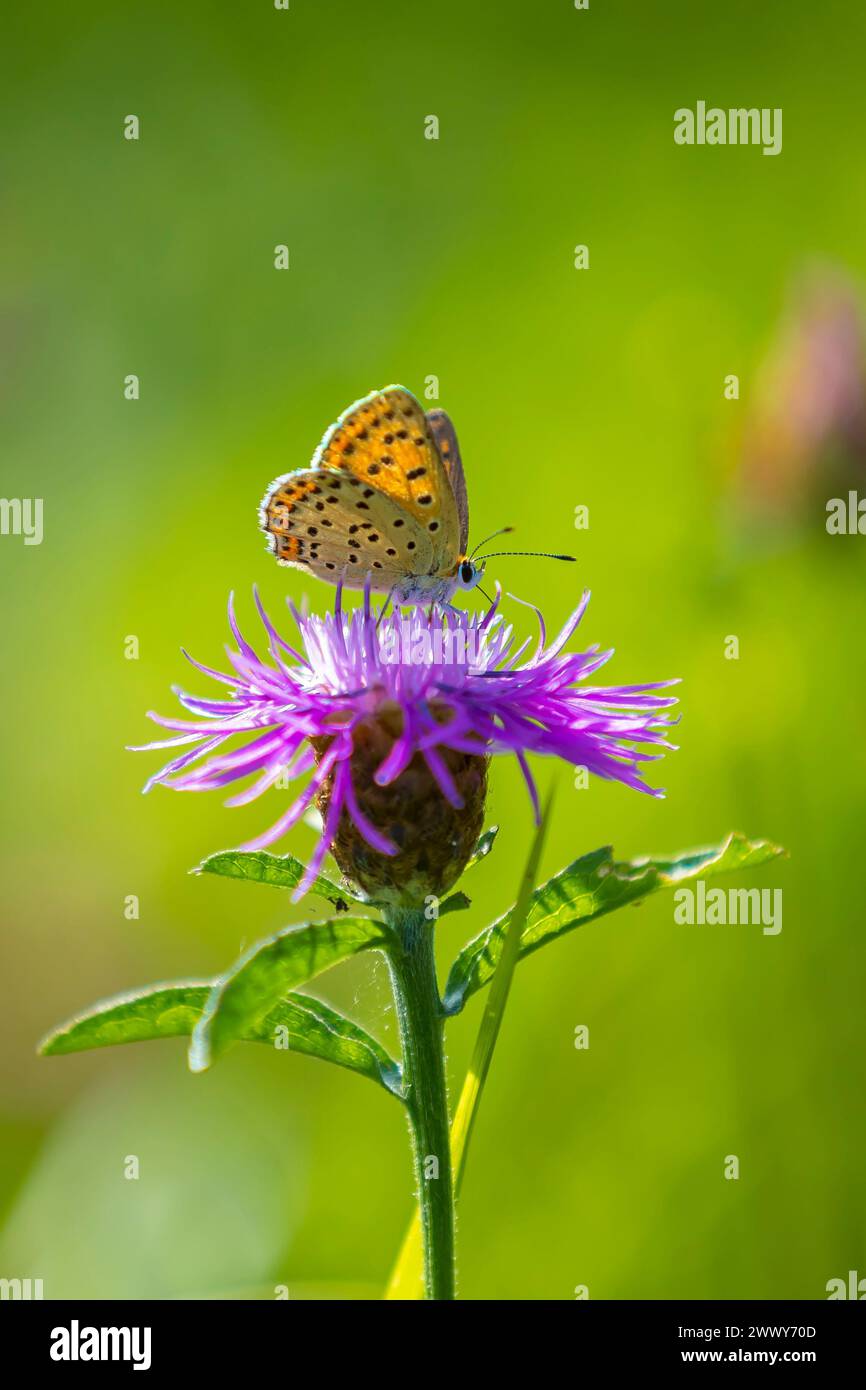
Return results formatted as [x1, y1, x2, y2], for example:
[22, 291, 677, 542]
[469, 525, 514, 560]
[475, 549, 576, 563]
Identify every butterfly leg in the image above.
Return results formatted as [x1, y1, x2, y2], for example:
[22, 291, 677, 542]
[376, 585, 398, 631]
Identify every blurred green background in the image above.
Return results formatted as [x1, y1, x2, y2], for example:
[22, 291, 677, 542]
[2, 0, 864, 1300]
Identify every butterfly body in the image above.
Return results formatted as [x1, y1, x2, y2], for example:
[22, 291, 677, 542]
[260, 385, 479, 604]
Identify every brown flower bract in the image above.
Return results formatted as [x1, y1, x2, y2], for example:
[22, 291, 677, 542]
[313, 702, 488, 907]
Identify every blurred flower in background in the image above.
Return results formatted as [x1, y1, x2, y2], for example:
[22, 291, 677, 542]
[738, 266, 866, 527]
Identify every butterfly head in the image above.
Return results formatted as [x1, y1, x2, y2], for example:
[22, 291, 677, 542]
[454, 556, 486, 592]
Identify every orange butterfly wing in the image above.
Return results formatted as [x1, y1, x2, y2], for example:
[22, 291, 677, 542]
[426, 408, 469, 554]
[312, 386, 461, 570]
[259, 466, 435, 588]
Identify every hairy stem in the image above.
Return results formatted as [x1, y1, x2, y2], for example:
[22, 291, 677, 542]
[386, 908, 455, 1300]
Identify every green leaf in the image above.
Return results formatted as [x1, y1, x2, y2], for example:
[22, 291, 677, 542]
[443, 831, 786, 1014]
[190, 915, 390, 1072]
[386, 799, 552, 1300]
[195, 849, 360, 909]
[438, 891, 471, 918]
[39, 983, 212, 1053]
[280, 992, 402, 1096]
[465, 825, 498, 870]
[39, 981, 401, 1096]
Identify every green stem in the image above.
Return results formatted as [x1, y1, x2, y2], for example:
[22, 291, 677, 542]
[386, 908, 455, 1300]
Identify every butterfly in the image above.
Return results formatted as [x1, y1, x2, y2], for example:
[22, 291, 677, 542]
[259, 385, 572, 605]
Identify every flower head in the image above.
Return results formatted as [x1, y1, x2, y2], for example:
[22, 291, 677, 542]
[135, 586, 678, 903]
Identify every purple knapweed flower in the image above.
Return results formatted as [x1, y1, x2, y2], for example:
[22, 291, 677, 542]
[133, 586, 678, 904]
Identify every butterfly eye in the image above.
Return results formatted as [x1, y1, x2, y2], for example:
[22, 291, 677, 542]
[459, 560, 476, 586]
